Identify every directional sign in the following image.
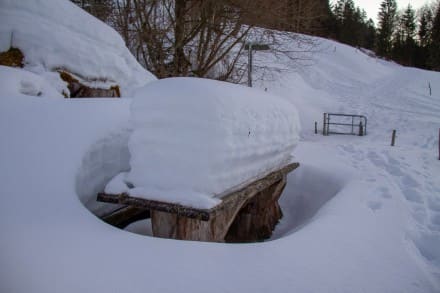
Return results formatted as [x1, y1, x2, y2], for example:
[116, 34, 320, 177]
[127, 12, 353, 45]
[244, 43, 270, 51]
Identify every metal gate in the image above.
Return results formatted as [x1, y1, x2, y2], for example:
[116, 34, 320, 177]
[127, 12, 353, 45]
[323, 113, 367, 136]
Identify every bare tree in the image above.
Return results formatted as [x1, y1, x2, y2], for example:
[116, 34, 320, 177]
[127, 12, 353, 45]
[111, 0, 252, 80]
[73, 0, 321, 82]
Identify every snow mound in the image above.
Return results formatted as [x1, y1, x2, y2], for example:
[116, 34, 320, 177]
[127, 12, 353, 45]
[0, 0, 156, 96]
[0, 65, 63, 98]
[105, 77, 300, 208]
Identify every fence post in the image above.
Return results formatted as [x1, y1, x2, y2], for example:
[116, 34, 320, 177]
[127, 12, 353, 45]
[391, 130, 396, 146]
[358, 121, 364, 136]
[323, 113, 327, 136]
[315, 121, 317, 134]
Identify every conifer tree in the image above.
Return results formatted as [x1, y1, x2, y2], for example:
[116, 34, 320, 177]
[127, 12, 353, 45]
[332, 0, 375, 48]
[429, 3, 440, 70]
[377, 0, 397, 58]
[419, 6, 433, 48]
[402, 4, 416, 42]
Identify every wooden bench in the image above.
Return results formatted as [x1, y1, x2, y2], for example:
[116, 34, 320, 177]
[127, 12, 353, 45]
[97, 162, 299, 242]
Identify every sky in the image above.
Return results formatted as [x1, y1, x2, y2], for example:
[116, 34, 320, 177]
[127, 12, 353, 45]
[348, 0, 432, 22]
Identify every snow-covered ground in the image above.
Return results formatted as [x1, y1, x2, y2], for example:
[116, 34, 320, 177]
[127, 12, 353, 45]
[1, 2, 440, 292]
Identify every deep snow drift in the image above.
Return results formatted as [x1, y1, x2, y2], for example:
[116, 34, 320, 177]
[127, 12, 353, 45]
[105, 77, 300, 208]
[0, 0, 156, 95]
[1, 3, 440, 292]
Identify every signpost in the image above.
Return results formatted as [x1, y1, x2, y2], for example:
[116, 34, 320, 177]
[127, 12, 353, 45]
[244, 42, 270, 87]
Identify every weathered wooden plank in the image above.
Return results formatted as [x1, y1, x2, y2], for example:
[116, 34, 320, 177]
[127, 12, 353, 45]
[97, 193, 211, 221]
[212, 163, 299, 213]
[97, 162, 299, 222]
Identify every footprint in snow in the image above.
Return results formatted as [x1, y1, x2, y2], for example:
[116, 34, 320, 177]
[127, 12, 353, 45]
[402, 188, 424, 204]
[401, 174, 420, 188]
[368, 201, 382, 211]
[379, 186, 392, 199]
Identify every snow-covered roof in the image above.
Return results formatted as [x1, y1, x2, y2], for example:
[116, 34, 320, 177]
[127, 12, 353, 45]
[0, 0, 156, 96]
[105, 77, 300, 208]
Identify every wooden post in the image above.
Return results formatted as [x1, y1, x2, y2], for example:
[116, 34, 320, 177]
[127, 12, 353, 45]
[429, 82, 432, 96]
[315, 121, 317, 134]
[323, 113, 327, 136]
[391, 130, 396, 146]
[358, 121, 364, 136]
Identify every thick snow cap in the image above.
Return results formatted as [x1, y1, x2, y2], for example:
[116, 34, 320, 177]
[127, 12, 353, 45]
[107, 78, 300, 209]
[0, 0, 156, 95]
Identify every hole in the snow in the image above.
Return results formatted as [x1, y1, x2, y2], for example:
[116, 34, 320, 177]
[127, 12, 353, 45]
[76, 132, 343, 243]
[270, 165, 345, 240]
[75, 128, 131, 217]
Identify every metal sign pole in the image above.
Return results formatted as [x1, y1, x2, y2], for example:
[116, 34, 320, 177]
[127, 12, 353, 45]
[245, 42, 269, 88]
[248, 43, 253, 87]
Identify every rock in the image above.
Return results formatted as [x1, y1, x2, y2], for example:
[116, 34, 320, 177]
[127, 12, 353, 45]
[59, 70, 120, 98]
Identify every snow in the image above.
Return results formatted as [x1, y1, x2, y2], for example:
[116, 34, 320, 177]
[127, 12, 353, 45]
[0, 0, 156, 96]
[105, 77, 300, 208]
[1, 4, 440, 292]
[0, 65, 63, 98]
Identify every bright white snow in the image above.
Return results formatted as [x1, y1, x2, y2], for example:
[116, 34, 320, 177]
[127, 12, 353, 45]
[1, 4, 440, 292]
[105, 77, 300, 208]
[0, 0, 156, 96]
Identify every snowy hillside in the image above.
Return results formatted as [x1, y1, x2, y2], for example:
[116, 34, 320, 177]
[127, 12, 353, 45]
[1, 4, 440, 293]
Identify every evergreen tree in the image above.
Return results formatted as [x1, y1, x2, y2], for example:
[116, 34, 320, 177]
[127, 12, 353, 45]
[429, 3, 440, 70]
[416, 5, 433, 68]
[377, 0, 397, 58]
[364, 19, 377, 49]
[331, 0, 375, 49]
[399, 4, 417, 65]
[391, 12, 405, 62]
[402, 4, 416, 41]
[419, 7, 433, 48]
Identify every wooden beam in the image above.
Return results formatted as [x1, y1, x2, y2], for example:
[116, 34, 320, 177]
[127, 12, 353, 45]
[97, 193, 211, 221]
[97, 162, 299, 222]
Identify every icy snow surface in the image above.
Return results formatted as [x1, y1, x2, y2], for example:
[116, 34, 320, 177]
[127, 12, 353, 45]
[105, 77, 300, 208]
[0, 0, 156, 96]
[1, 33, 440, 293]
